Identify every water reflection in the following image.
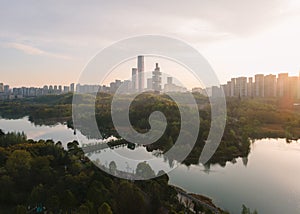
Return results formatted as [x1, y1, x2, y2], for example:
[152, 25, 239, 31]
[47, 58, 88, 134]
[0, 117, 300, 213]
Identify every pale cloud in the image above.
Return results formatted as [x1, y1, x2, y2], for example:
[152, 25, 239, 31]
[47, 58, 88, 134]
[4, 42, 73, 60]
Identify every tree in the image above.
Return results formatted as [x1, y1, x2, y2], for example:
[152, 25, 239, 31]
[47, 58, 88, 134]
[28, 184, 46, 205]
[6, 150, 32, 184]
[0, 129, 4, 136]
[117, 182, 146, 214]
[78, 204, 90, 214]
[135, 161, 155, 179]
[98, 202, 113, 214]
[15, 205, 27, 214]
[109, 161, 117, 175]
[61, 190, 77, 212]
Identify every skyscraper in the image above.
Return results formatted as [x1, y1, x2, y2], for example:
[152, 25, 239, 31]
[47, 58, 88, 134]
[152, 63, 162, 92]
[131, 68, 138, 92]
[137, 55, 144, 92]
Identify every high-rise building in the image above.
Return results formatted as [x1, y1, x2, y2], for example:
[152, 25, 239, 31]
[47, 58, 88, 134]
[236, 77, 247, 97]
[43, 85, 49, 95]
[288, 76, 298, 99]
[0, 83, 3, 93]
[63, 86, 70, 93]
[264, 74, 277, 97]
[54, 85, 58, 93]
[131, 68, 138, 92]
[49, 85, 54, 94]
[152, 63, 162, 92]
[277, 73, 288, 97]
[137, 55, 144, 92]
[4, 85, 9, 94]
[247, 77, 254, 97]
[221, 82, 230, 97]
[70, 83, 75, 92]
[212, 86, 222, 98]
[147, 78, 152, 90]
[230, 78, 236, 96]
[255, 74, 264, 97]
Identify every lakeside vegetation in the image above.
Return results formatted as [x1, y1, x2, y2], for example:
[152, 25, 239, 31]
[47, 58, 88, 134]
[0, 93, 299, 167]
[0, 130, 230, 214]
[0, 93, 291, 213]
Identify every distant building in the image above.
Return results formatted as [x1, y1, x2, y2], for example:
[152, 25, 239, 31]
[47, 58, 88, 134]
[277, 73, 289, 97]
[192, 87, 207, 96]
[255, 74, 264, 97]
[63, 86, 70, 93]
[43, 85, 49, 95]
[230, 78, 236, 96]
[236, 77, 247, 97]
[4, 85, 10, 94]
[212, 86, 222, 98]
[70, 83, 75, 92]
[132, 68, 138, 92]
[152, 63, 162, 92]
[110, 80, 122, 93]
[164, 76, 187, 93]
[247, 77, 254, 97]
[264, 74, 277, 97]
[0, 83, 3, 93]
[147, 78, 152, 90]
[49, 85, 54, 94]
[137, 55, 144, 92]
[289, 76, 298, 99]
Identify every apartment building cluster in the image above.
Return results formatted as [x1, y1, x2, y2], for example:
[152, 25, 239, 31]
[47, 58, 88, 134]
[0, 83, 78, 100]
[194, 73, 300, 99]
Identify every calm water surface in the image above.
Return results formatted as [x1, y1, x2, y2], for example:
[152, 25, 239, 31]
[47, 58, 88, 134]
[0, 117, 299, 214]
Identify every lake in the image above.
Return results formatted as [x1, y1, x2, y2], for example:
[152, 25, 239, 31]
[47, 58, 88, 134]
[0, 117, 299, 214]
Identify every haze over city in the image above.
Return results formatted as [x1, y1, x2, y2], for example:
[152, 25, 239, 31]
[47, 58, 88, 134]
[1, 0, 300, 88]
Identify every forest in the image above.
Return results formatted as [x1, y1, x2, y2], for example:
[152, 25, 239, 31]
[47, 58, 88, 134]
[0, 130, 230, 214]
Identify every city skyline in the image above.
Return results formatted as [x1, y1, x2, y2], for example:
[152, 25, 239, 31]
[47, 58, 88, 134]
[1, 70, 300, 99]
[1, 0, 300, 87]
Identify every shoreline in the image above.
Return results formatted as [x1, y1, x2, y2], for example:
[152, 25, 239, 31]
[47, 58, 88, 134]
[170, 184, 225, 214]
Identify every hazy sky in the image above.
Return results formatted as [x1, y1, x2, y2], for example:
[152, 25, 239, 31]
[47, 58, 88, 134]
[1, 0, 300, 88]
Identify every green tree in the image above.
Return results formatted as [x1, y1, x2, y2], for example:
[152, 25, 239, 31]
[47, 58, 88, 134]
[135, 161, 155, 179]
[6, 150, 32, 179]
[98, 202, 113, 214]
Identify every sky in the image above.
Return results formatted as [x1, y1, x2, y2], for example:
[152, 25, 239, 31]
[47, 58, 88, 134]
[1, 0, 300, 88]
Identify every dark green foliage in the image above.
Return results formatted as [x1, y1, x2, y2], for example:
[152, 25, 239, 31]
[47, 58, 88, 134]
[0, 131, 189, 213]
